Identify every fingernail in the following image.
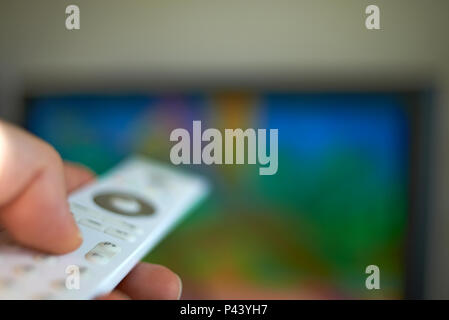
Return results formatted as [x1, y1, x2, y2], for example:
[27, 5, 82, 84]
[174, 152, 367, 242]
[176, 274, 183, 300]
[73, 230, 83, 249]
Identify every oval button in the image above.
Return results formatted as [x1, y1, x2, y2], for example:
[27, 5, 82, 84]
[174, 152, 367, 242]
[93, 192, 155, 217]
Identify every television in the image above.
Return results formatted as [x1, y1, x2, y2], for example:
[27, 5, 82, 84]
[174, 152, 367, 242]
[21, 85, 433, 299]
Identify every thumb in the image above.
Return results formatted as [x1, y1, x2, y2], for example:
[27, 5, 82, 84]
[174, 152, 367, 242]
[0, 121, 82, 254]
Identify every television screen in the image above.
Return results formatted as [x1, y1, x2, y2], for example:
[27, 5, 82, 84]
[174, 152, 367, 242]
[26, 91, 413, 299]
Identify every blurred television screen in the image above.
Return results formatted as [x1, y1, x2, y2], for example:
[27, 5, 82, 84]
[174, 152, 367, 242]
[25, 91, 423, 299]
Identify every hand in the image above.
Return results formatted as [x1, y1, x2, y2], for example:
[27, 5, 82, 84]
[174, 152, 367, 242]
[0, 120, 182, 299]
[65, 163, 182, 300]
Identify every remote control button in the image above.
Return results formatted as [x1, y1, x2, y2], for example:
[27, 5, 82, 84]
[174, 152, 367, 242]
[51, 279, 67, 290]
[79, 266, 88, 275]
[119, 221, 143, 235]
[33, 254, 57, 264]
[85, 251, 110, 265]
[98, 242, 121, 254]
[93, 192, 155, 217]
[111, 197, 141, 214]
[148, 172, 174, 191]
[32, 293, 54, 300]
[14, 264, 36, 275]
[0, 278, 14, 290]
[71, 201, 144, 235]
[70, 202, 87, 211]
[70, 202, 102, 219]
[85, 242, 121, 265]
[103, 218, 143, 235]
[105, 227, 136, 242]
[79, 218, 105, 231]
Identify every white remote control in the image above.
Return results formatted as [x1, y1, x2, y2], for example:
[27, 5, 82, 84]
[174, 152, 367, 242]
[0, 156, 209, 300]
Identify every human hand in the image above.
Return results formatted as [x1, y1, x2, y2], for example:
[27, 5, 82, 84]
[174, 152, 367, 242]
[0, 120, 182, 299]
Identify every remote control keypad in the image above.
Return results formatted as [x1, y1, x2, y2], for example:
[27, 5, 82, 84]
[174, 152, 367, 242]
[70, 202, 143, 242]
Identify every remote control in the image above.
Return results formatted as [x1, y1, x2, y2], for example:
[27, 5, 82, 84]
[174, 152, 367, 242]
[0, 156, 209, 300]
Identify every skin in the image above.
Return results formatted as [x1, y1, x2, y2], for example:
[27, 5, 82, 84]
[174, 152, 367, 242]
[0, 120, 182, 300]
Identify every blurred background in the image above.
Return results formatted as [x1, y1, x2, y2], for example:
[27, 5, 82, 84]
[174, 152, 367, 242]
[1, 0, 448, 299]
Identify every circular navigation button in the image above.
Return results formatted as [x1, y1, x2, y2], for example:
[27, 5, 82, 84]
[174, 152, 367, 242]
[93, 192, 155, 217]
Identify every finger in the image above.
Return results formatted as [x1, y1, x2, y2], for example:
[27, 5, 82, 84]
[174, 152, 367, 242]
[63, 162, 95, 193]
[0, 121, 82, 254]
[117, 263, 182, 300]
[97, 290, 130, 300]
